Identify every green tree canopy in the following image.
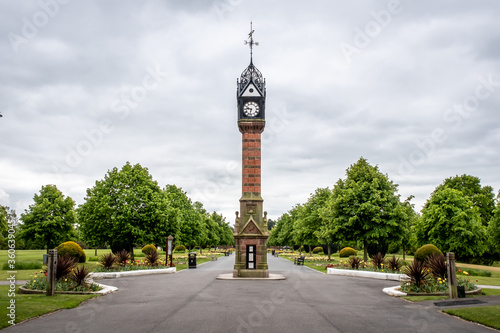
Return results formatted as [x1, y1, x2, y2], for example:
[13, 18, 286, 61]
[415, 187, 487, 261]
[433, 174, 495, 226]
[164, 184, 204, 249]
[484, 194, 500, 263]
[78, 162, 178, 257]
[321, 157, 405, 261]
[20, 185, 76, 252]
[293, 188, 331, 253]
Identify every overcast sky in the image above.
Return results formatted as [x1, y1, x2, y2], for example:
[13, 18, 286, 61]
[1, 1, 499, 225]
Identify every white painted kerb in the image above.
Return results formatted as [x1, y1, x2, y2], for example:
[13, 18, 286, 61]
[89, 267, 176, 279]
[327, 268, 410, 281]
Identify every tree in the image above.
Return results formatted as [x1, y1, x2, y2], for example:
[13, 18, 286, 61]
[210, 211, 234, 246]
[268, 210, 295, 247]
[164, 185, 204, 249]
[293, 188, 331, 254]
[434, 174, 495, 226]
[19, 185, 76, 252]
[415, 187, 487, 261]
[267, 218, 276, 231]
[78, 162, 178, 258]
[484, 194, 500, 264]
[321, 158, 405, 261]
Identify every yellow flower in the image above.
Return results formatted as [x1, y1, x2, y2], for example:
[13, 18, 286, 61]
[65, 279, 67, 282]
[34, 275, 37, 278]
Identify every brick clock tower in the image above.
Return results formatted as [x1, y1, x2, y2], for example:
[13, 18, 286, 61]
[233, 24, 269, 278]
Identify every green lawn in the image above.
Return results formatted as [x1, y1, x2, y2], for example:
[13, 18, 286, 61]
[0, 285, 97, 329]
[444, 306, 500, 330]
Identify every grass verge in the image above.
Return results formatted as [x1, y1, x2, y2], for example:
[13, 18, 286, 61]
[0, 286, 97, 329]
[444, 306, 500, 330]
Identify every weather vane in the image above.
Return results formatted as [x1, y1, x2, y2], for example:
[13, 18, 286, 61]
[244, 22, 259, 62]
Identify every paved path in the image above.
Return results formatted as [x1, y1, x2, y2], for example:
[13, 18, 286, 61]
[5, 255, 499, 333]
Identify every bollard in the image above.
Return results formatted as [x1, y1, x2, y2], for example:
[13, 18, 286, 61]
[46, 249, 57, 296]
[446, 252, 458, 299]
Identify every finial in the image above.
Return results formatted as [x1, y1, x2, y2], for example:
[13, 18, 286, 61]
[244, 22, 259, 63]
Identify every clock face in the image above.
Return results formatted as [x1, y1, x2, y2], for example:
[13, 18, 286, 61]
[243, 101, 260, 117]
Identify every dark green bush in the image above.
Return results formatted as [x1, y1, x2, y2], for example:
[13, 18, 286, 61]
[142, 244, 156, 255]
[367, 241, 389, 257]
[339, 247, 357, 258]
[56, 241, 86, 263]
[414, 244, 443, 263]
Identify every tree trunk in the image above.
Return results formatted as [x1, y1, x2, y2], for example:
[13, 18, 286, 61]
[363, 240, 368, 262]
[327, 244, 332, 261]
[308, 245, 312, 256]
[95, 248, 98, 256]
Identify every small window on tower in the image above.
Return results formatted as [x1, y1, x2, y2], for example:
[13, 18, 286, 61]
[249, 88, 254, 93]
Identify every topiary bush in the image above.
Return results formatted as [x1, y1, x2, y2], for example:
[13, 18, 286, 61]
[56, 241, 86, 263]
[414, 244, 443, 263]
[142, 244, 156, 255]
[174, 244, 187, 252]
[339, 247, 357, 258]
[312, 246, 323, 254]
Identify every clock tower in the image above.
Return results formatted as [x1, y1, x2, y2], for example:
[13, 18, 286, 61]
[233, 24, 269, 278]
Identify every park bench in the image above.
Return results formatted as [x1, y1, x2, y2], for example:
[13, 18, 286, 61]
[294, 256, 305, 265]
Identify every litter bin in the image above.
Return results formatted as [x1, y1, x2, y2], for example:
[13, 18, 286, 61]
[457, 285, 466, 298]
[188, 252, 197, 269]
[43, 254, 48, 265]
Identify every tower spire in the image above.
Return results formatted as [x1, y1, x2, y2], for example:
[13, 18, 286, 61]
[244, 22, 259, 63]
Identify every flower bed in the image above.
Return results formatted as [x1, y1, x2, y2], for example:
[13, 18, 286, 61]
[21, 271, 102, 294]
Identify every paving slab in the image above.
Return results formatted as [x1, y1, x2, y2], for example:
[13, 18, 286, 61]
[4, 254, 497, 333]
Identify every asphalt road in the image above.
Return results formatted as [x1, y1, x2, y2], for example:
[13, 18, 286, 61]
[5, 254, 498, 333]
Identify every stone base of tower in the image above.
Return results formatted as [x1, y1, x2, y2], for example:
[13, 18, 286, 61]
[233, 236, 269, 278]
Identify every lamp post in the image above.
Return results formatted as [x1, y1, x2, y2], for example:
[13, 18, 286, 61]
[167, 235, 174, 267]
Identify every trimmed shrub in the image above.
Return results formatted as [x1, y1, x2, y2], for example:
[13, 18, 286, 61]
[174, 244, 187, 252]
[312, 247, 323, 254]
[142, 244, 156, 255]
[56, 241, 86, 263]
[339, 247, 357, 258]
[414, 244, 443, 263]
